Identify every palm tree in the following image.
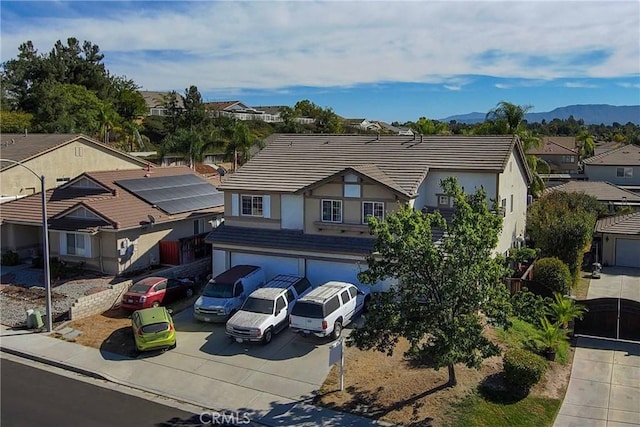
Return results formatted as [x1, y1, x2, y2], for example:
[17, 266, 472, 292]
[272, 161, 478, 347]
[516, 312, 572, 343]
[547, 293, 588, 329]
[535, 317, 570, 360]
[97, 104, 118, 144]
[160, 127, 225, 169]
[577, 130, 595, 158]
[486, 101, 533, 134]
[225, 122, 262, 170]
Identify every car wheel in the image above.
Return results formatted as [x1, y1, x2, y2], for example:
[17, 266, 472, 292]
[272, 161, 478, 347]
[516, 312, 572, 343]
[262, 328, 273, 345]
[332, 321, 342, 340]
[186, 288, 194, 298]
[152, 301, 160, 308]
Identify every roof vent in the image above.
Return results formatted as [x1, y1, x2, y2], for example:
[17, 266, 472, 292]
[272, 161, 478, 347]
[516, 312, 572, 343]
[11, 138, 15, 145]
[420, 134, 423, 143]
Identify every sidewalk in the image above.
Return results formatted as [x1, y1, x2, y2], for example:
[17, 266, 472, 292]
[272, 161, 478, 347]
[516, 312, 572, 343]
[0, 326, 387, 426]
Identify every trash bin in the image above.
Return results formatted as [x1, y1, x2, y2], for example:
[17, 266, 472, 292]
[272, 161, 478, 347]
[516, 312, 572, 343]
[26, 309, 34, 329]
[29, 310, 44, 329]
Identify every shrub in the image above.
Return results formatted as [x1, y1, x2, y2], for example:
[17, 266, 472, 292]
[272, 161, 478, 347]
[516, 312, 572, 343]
[508, 247, 539, 265]
[503, 348, 547, 390]
[1, 250, 20, 266]
[534, 257, 571, 294]
[511, 289, 550, 325]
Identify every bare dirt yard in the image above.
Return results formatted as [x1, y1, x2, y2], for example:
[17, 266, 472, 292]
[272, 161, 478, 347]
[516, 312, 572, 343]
[316, 330, 573, 427]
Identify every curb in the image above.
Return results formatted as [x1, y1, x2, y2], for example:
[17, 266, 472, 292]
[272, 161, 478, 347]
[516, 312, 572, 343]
[0, 345, 110, 382]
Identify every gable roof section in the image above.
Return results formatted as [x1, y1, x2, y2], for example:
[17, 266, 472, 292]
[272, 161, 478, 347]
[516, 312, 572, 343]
[0, 167, 223, 231]
[528, 139, 579, 156]
[139, 91, 184, 109]
[220, 134, 529, 195]
[204, 101, 244, 111]
[596, 212, 640, 235]
[540, 136, 577, 150]
[583, 144, 640, 166]
[544, 181, 640, 203]
[0, 133, 150, 171]
[301, 164, 413, 198]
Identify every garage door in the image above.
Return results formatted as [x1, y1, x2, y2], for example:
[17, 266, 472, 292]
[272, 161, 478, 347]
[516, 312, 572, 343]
[230, 252, 301, 280]
[306, 259, 393, 292]
[615, 239, 640, 268]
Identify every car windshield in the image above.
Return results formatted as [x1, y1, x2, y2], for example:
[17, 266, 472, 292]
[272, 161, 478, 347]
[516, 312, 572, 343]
[141, 322, 170, 334]
[129, 283, 152, 294]
[241, 297, 274, 314]
[202, 281, 233, 298]
[291, 301, 324, 318]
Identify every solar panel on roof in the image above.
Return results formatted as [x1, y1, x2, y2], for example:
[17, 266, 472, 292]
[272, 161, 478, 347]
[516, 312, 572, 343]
[116, 174, 223, 215]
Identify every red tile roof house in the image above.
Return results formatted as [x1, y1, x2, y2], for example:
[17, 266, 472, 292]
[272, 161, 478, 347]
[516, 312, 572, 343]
[0, 167, 224, 276]
[206, 134, 532, 291]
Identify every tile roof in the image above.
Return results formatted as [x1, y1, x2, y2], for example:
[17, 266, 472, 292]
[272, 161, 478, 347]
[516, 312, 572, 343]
[139, 91, 184, 108]
[527, 139, 578, 156]
[541, 136, 577, 150]
[595, 212, 640, 235]
[544, 181, 640, 203]
[204, 101, 243, 111]
[582, 144, 640, 166]
[219, 134, 528, 195]
[206, 225, 375, 255]
[0, 167, 223, 231]
[0, 133, 149, 170]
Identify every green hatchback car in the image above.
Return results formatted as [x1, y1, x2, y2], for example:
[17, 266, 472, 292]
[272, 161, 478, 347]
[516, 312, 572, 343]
[132, 307, 176, 352]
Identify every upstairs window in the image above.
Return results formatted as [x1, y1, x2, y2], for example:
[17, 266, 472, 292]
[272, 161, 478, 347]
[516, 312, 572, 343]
[322, 199, 342, 223]
[437, 195, 450, 207]
[343, 173, 361, 198]
[363, 201, 384, 223]
[241, 195, 263, 216]
[616, 167, 633, 178]
[501, 198, 507, 217]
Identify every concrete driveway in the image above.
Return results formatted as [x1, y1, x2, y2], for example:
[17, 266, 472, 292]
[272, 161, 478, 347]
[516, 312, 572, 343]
[145, 307, 344, 407]
[588, 267, 640, 301]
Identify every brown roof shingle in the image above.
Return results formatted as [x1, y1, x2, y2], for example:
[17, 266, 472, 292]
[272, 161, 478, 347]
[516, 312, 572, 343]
[0, 167, 223, 230]
[596, 212, 640, 235]
[528, 139, 578, 156]
[219, 134, 528, 195]
[583, 144, 640, 166]
[544, 181, 640, 203]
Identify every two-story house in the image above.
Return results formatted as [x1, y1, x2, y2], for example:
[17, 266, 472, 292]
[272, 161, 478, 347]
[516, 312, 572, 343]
[527, 137, 580, 174]
[205, 134, 532, 291]
[583, 144, 640, 192]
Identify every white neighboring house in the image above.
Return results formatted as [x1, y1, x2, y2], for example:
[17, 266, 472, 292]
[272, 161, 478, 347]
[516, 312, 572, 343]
[583, 144, 640, 192]
[206, 134, 532, 291]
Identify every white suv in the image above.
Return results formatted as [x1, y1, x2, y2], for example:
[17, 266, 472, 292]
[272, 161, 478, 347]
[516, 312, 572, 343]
[225, 275, 313, 344]
[289, 281, 370, 340]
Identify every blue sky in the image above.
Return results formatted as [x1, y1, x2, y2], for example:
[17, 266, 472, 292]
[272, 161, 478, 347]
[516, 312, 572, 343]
[1, 1, 639, 123]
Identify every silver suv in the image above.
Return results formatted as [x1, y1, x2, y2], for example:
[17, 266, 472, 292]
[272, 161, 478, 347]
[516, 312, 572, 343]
[225, 275, 313, 344]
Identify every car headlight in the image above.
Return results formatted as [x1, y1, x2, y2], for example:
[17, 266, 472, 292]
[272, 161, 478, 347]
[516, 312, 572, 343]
[250, 328, 261, 337]
[226, 324, 233, 332]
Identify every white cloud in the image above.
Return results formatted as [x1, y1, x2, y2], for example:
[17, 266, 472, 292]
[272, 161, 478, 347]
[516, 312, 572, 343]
[1, 1, 638, 92]
[618, 82, 640, 89]
[565, 82, 599, 88]
[495, 83, 511, 89]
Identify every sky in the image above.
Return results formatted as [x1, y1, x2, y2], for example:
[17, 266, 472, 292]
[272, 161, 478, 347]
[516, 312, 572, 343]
[1, 1, 639, 123]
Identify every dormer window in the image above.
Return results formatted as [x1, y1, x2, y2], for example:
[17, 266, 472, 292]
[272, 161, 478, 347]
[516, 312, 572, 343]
[343, 173, 361, 198]
[241, 195, 263, 216]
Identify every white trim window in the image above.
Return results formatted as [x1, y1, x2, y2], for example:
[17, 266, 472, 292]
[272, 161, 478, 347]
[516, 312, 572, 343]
[437, 195, 450, 207]
[616, 167, 633, 178]
[363, 201, 384, 223]
[241, 195, 263, 216]
[60, 232, 91, 258]
[321, 199, 342, 223]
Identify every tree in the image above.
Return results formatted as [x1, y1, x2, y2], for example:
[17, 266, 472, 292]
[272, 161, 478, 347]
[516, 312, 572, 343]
[109, 76, 147, 121]
[576, 130, 595, 158]
[410, 117, 449, 135]
[0, 111, 33, 133]
[349, 178, 508, 386]
[486, 101, 533, 134]
[182, 85, 206, 130]
[160, 126, 224, 168]
[162, 91, 182, 133]
[534, 257, 572, 295]
[96, 104, 119, 143]
[225, 121, 262, 168]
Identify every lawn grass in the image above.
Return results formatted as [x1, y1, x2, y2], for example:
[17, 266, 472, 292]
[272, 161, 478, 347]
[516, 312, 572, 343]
[497, 318, 569, 364]
[573, 272, 591, 300]
[447, 391, 561, 427]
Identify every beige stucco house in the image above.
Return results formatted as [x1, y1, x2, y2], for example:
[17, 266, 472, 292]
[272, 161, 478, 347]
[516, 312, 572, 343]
[595, 212, 640, 268]
[1, 133, 150, 200]
[0, 167, 224, 275]
[206, 134, 532, 291]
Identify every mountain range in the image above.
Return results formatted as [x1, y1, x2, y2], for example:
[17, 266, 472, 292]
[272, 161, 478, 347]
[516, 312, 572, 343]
[440, 104, 640, 125]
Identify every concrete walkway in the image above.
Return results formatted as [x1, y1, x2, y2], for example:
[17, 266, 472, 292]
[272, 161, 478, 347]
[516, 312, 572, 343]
[0, 326, 387, 426]
[555, 267, 640, 427]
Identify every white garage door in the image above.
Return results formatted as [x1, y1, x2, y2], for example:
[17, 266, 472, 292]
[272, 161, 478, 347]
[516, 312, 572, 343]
[615, 239, 640, 268]
[230, 252, 301, 280]
[306, 259, 393, 292]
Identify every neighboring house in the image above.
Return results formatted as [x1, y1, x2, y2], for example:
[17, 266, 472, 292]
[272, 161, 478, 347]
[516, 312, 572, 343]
[0, 134, 151, 200]
[544, 181, 640, 211]
[594, 140, 622, 156]
[583, 144, 640, 191]
[595, 211, 640, 268]
[204, 101, 280, 122]
[206, 134, 532, 291]
[377, 122, 415, 136]
[139, 91, 184, 116]
[528, 137, 580, 174]
[0, 167, 224, 275]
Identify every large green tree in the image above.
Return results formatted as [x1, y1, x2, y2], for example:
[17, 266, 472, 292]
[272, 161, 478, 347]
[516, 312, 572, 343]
[486, 101, 533, 134]
[349, 178, 509, 386]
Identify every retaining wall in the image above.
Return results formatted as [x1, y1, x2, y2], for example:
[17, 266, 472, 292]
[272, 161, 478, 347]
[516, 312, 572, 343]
[68, 258, 211, 320]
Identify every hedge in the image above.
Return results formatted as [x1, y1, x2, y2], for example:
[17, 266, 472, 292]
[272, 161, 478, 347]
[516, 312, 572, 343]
[503, 348, 547, 390]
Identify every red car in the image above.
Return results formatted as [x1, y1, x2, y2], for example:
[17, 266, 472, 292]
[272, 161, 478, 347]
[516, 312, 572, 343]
[121, 277, 195, 310]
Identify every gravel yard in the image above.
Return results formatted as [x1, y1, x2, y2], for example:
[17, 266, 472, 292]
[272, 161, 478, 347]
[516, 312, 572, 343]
[0, 263, 120, 327]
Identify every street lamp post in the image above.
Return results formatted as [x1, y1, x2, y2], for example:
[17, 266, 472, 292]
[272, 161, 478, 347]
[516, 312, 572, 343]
[1, 159, 53, 332]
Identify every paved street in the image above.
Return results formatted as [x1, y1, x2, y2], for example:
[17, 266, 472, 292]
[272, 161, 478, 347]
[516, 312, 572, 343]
[1, 358, 202, 427]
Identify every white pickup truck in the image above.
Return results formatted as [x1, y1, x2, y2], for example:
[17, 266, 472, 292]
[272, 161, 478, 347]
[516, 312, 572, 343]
[225, 275, 313, 345]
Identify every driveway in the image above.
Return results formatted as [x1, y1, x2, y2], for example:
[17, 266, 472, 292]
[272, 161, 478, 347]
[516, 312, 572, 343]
[141, 307, 346, 406]
[588, 267, 640, 302]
